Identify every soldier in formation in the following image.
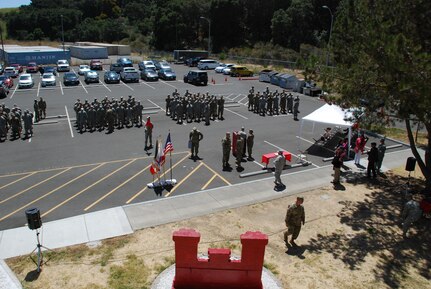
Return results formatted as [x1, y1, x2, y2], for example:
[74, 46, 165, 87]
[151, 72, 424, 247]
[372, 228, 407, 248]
[221, 132, 231, 169]
[0, 103, 35, 141]
[165, 90, 226, 125]
[246, 86, 299, 118]
[73, 96, 144, 134]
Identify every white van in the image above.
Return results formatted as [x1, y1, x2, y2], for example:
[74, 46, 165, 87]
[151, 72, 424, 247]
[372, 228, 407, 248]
[197, 59, 219, 70]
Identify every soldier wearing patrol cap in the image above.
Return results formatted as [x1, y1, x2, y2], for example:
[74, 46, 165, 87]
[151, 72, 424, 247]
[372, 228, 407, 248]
[284, 197, 305, 246]
[222, 132, 231, 169]
[189, 127, 203, 159]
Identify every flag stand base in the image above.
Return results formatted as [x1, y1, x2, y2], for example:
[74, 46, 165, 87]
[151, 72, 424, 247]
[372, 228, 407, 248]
[147, 179, 177, 189]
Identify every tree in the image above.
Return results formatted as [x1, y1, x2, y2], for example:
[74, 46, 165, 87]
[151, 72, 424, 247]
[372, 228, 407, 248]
[325, 0, 431, 186]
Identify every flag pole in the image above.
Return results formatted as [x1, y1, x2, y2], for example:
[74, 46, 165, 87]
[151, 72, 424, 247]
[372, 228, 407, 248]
[169, 130, 173, 181]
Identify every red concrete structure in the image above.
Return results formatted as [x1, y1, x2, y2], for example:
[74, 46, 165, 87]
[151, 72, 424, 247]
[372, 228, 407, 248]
[172, 228, 268, 289]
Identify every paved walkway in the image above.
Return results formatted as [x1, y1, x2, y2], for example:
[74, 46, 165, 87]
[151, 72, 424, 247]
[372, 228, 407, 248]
[0, 148, 420, 288]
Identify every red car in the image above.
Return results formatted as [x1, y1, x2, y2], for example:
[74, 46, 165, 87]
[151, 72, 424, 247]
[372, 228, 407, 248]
[0, 75, 14, 88]
[26, 62, 39, 73]
[10, 63, 23, 73]
[90, 59, 103, 70]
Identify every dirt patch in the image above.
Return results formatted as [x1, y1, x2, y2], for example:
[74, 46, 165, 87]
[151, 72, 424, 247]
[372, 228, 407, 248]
[7, 169, 430, 289]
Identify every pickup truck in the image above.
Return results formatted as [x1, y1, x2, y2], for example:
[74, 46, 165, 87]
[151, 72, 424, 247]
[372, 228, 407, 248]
[120, 67, 140, 83]
[57, 59, 70, 72]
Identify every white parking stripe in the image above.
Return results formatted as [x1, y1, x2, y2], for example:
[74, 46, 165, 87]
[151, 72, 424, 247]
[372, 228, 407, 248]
[121, 80, 134, 91]
[59, 81, 64, 95]
[9, 84, 18, 99]
[36, 82, 41, 97]
[238, 95, 248, 103]
[160, 80, 177, 89]
[100, 81, 112, 92]
[80, 81, 88, 94]
[140, 81, 155, 89]
[65, 105, 74, 138]
[146, 99, 165, 112]
[225, 108, 248, 119]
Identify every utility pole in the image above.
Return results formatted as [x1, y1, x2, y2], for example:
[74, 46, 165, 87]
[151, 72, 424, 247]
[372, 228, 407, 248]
[322, 6, 334, 67]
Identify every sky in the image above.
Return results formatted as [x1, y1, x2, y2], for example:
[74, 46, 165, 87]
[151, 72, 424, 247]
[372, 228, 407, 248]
[0, 0, 31, 8]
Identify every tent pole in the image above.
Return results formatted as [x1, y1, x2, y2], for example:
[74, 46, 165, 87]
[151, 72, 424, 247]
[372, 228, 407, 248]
[348, 127, 352, 160]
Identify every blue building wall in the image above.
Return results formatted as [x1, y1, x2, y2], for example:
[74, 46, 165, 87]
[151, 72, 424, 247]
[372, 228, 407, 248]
[5, 50, 71, 65]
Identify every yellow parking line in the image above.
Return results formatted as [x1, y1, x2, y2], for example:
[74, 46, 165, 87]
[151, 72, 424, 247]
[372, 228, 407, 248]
[0, 164, 104, 222]
[165, 163, 204, 197]
[0, 168, 71, 205]
[41, 160, 136, 217]
[125, 152, 191, 204]
[0, 151, 189, 178]
[201, 162, 232, 186]
[84, 161, 148, 211]
[0, 172, 36, 190]
[201, 174, 217, 190]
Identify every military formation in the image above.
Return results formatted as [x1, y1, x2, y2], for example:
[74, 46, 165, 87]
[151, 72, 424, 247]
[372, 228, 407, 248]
[0, 103, 35, 141]
[165, 89, 225, 125]
[247, 86, 300, 120]
[73, 95, 144, 133]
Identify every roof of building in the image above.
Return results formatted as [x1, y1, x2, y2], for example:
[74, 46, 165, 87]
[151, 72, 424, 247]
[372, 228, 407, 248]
[1, 45, 64, 53]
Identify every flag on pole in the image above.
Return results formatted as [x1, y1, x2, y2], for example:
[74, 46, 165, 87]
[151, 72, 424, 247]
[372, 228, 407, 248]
[150, 139, 161, 175]
[163, 133, 174, 154]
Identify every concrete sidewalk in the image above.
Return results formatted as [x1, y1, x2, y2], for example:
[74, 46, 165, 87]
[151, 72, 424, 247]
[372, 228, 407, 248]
[0, 148, 418, 288]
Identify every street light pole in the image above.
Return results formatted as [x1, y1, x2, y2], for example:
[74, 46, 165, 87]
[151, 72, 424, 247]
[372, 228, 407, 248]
[322, 5, 333, 67]
[200, 16, 211, 55]
[61, 15, 65, 53]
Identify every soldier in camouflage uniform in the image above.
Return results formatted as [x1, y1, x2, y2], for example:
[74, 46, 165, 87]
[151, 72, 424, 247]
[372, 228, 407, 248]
[284, 197, 305, 246]
[236, 136, 244, 169]
[189, 127, 203, 159]
[222, 132, 231, 169]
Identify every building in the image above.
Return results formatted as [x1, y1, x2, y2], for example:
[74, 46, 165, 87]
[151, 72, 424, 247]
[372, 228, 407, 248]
[0, 45, 70, 65]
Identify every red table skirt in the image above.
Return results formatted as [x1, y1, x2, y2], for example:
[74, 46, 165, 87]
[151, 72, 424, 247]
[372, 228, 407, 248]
[261, 151, 292, 165]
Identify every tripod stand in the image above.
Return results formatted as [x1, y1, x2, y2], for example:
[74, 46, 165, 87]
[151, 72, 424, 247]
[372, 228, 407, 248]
[29, 229, 51, 272]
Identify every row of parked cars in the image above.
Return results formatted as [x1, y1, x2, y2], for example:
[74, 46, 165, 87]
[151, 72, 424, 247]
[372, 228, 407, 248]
[182, 57, 254, 77]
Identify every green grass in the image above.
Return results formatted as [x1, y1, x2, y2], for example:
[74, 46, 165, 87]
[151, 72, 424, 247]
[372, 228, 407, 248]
[263, 262, 279, 275]
[0, 8, 19, 14]
[108, 254, 150, 289]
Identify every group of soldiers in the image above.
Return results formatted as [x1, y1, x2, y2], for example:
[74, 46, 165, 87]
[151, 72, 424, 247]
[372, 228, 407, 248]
[165, 90, 225, 125]
[221, 127, 255, 170]
[73, 95, 144, 133]
[33, 97, 47, 123]
[0, 103, 34, 141]
[247, 86, 300, 120]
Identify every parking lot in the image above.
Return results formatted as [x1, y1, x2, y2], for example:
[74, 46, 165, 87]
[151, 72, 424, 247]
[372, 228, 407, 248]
[0, 62, 407, 230]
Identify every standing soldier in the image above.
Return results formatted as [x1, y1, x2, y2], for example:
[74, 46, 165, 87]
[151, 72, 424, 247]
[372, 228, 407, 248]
[144, 116, 153, 149]
[376, 138, 386, 173]
[239, 127, 247, 157]
[10, 114, 21, 140]
[247, 129, 254, 160]
[22, 110, 34, 139]
[259, 94, 266, 116]
[293, 95, 300, 121]
[186, 102, 193, 123]
[117, 105, 125, 129]
[77, 108, 87, 133]
[193, 98, 201, 122]
[74, 99, 82, 124]
[204, 102, 211, 126]
[218, 95, 225, 120]
[248, 90, 254, 111]
[0, 111, 8, 141]
[135, 101, 144, 126]
[253, 92, 259, 114]
[284, 197, 305, 246]
[87, 106, 96, 132]
[267, 94, 273, 116]
[105, 106, 115, 133]
[287, 93, 294, 113]
[367, 142, 378, 179]
[222, 132, 231, 169]
[125, 105, 133, 127]
[33, 100, 40, 123]
[210, 97, 217, 120]
[273, 93, 279, 115]
[189, 127, 203, 159]
[165, 95, 171, 116]
[274, 150, 286, 187]
[38, 97, 47, 119]
[96, 105, 105, 130]
[236, 136, 244, 169]
[280, 92, 287, 114]
[176, 100, 184, 124]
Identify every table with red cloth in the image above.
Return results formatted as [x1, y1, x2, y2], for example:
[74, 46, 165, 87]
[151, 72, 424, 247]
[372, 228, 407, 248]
[261, 151, 292, 168]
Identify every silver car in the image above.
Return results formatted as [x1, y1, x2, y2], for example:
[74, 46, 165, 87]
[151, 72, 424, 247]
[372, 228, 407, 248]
[41, 73, 56, 87]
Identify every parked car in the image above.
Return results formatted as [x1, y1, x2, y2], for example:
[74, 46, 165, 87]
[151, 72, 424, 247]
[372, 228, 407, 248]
[117, 57, 133, 68]
[183, 70, 208, 86]
[18, 73, 34, 89]
[41, 73, 56, 87]
[4, 67, 19, 78]
[0, 75, 13, 88]
[0, 81, 10, 98]
[216, 63, 234, 73]
[56, 59, 70, 72]
[197, 59, 219, 70]
[120, 67, 139, 83]
[90, 59, 103, 70]
[10, 63, 23, 73]
[104, 71, 120, 84]
[43, 66, 57, 76]
[84, 71, 99, 84]
[63, 72, 80, 86]
[158, 61, 171, 70]
[185, 57, 203, 67]
[26, 62, 38, 73]
[78, 65, 91, 75]
[222, 64, 235, 75]
[110, 63, 123, 74]
[138, 60, 155, 71]
[152, 60, 161, 70]
[230, 65, 253, 77]
[158, 68, 176, 80]
[140, 69, 158, 81]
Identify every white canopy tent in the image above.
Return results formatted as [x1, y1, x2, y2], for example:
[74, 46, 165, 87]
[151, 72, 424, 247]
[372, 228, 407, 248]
[299, 103, 354, 158]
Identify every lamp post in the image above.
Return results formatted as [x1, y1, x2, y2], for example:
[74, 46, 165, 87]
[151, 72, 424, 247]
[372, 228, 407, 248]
[322, 5, 333, 66]
[61, 15, 65, 53]
[200, 16, 211, 55]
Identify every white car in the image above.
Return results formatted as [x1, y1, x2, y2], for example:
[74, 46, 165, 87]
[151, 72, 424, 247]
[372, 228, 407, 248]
[18, 73, 34, 88]
[56, 59, 70, 72]
[222, 64, 235, 75]
[41, 73, 56, 87]
[159, 62, 171, 70]
[78, 65, 91, 75]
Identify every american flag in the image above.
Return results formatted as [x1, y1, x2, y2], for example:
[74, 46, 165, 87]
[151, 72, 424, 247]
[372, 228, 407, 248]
[163, 133, 174, 154]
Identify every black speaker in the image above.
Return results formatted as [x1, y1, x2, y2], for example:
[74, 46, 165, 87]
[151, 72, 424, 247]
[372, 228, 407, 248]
[25, 208, 42, 230]
[405, 157, 416, 172]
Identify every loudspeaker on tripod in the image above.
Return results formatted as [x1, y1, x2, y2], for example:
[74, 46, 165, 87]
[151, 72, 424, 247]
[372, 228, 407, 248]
[25, 208, 42, 230]
[405, 157, 416, 172]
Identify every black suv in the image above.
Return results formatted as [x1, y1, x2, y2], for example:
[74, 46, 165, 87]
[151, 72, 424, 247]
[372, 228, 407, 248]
[183, 70, 208, 86]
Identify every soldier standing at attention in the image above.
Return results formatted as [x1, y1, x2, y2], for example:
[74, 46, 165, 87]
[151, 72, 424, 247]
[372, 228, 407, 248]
[239, 127, 247, 156]
[33, 100, 40, 122]
[287, 93, 294, 113]
[217, 96, 225, 120]
[293, 95, 300, 121]
[22, 110, 34, 139]
[165, 95, 171, 116]
[284, 197, 305, 246]
[376, 138, 386, 172]
[222, 132, 231, 169]
[38, 97, 47, 119]
[105, 106, 115, 133]
[144, 116, 153, 149]
[236, 136, 244, 169]
[247, 129, 254, 160]
[274, 150, 286, 187]
[189, 127, 203, 160]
